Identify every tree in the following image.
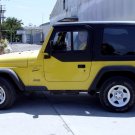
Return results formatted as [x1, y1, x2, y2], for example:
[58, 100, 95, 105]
[1, 17, 23, 42]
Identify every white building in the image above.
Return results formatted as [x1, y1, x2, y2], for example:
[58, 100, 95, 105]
[50, 0, 135, 24]
[50, 0, 79, 24]
[17, 26, 43, 44]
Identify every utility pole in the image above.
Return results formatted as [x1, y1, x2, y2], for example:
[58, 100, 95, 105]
[0, 4, 6, 39]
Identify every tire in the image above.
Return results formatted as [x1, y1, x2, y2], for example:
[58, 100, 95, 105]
[99, 76, 135, 112]
[0, 77, 16, 109]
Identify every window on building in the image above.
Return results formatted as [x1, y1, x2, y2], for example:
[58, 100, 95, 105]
[63, 0, 65, 10]
[101, 27, 135, 56]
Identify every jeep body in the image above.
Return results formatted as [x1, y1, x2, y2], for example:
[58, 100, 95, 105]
[0, 21, 135, 112]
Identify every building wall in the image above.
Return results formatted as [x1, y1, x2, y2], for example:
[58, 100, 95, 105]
[40, 22, 51, 41]
[50, 0, 135, 24]
[19, 27, 42, 44]
[79, 0, 135, 21]
[50, 0, 82, 24]
[18, 24, 51, 44]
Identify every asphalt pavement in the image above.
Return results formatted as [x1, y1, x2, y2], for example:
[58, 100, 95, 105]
[0, 92, 135, 135]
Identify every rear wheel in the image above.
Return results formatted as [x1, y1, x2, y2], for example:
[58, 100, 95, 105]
[0, 77, 16, 109]
[99, 77, 135, 112]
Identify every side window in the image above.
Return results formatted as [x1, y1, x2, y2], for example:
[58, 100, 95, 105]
[73, 31, 88, 51]
[51, 30, 88, 52]
[52, 32, 71, 51]
[101, 27, 135, 56]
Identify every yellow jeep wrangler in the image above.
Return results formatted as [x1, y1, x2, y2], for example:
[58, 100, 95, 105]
[0, 21, 135, 112]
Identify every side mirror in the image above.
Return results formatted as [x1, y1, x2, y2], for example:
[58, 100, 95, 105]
[44, 53, 51, 59]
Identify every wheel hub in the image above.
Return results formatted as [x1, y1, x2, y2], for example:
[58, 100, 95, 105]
[108, 85, 130, 107]
[114, 91, 124, 100]
[0, 87, 6, 104]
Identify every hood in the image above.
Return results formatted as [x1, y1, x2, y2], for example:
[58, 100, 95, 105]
[0, 50, 39, 68]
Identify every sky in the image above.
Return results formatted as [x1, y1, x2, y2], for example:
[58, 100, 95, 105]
[1, 0, 57, 26]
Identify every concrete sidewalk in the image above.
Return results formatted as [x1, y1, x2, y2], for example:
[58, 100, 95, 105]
[0, 93, 135, 135]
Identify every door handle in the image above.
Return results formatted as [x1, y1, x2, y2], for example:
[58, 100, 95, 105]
[78, 64, 86, 68]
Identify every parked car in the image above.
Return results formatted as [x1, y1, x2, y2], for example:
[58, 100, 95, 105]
[0, 21, 135, 112]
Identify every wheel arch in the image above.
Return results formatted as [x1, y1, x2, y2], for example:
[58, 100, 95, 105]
[89, 66, 135, 94]
[0, 68, 25, 91]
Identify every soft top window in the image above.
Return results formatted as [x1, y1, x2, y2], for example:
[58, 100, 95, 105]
[101, 27, 135, 56]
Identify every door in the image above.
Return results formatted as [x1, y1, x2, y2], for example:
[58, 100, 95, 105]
[44, 26, 93, 82]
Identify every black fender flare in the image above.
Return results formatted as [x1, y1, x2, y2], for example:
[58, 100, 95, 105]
[0, 68, 25, 91]
[89, 66, 135, 91]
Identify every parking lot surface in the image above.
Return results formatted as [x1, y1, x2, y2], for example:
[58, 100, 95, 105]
[10, 43, 41, 52]
[0, 93, 135, 135]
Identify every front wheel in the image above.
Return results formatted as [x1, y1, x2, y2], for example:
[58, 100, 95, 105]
[0, 78, 16, 109]
[99, 77, 135, 112]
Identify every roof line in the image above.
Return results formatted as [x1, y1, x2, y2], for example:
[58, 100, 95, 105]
[53, 21, 135, 26]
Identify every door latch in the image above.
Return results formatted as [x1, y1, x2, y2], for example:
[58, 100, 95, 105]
[78, 64, 86, 68]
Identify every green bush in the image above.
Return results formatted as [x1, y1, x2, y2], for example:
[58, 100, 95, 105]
[0, 39, 8, 55]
